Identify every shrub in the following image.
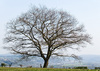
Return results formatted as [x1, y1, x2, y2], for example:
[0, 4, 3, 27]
[95, 67, 100, 69]
[19, 64, 23, 67]
[9, 63, 12, 67]
[74, 66, 88, 69]
[1, 63, 6, 67]
[49, 65, 54, 68]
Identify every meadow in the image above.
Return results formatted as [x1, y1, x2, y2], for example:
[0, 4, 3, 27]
[0, 68, 100, 71]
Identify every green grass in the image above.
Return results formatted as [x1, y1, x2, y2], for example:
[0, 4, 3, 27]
[0, 67, 100, 71]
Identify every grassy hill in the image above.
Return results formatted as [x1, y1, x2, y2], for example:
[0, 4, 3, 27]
[0, 67, 99, 71]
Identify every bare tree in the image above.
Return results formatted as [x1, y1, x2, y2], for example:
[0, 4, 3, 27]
[4, 6, 91, 68]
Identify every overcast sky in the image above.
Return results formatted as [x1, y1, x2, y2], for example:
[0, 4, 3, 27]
[0, 0, 100, 55]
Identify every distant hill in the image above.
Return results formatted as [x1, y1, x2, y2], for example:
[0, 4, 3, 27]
[0, 54, 100, 69]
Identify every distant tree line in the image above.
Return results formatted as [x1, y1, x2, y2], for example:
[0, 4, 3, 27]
[0, 62, 100, 69]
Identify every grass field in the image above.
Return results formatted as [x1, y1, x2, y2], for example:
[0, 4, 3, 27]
[0, 67, 100, 71]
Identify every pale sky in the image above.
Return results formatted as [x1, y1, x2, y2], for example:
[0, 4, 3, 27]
[0, 0, 100, 55]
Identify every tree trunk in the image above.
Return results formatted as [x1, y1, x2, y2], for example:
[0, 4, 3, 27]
[43, 59, 49, 68]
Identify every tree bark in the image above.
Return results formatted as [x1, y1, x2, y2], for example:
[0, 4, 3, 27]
[43, 59, 49, 68]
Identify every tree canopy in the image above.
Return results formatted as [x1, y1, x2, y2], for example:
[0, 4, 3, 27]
[4, 6, 91, 68]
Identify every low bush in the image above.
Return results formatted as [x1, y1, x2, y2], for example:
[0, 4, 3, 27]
[74, 66, 88, 69]
[95, 67, 100, 69]
[1, 63, 6, 67]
